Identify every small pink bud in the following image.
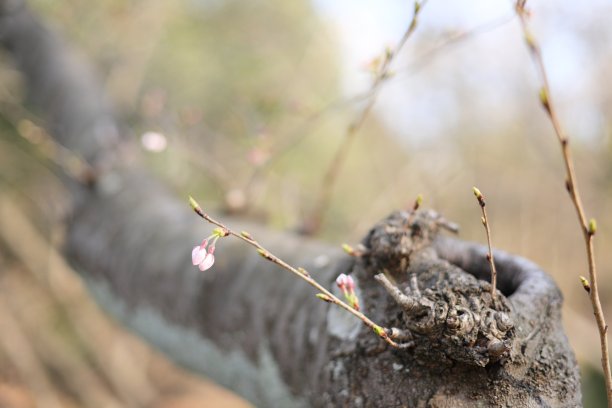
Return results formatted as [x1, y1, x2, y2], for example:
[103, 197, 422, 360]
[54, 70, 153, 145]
[336, 273, 348, 288]
[192, 246, 206, 265]
[192, 237, 218, 272]
[345, 275, 355, 291]
[198, 253, 215, 271]
[349, 294, 360, 311]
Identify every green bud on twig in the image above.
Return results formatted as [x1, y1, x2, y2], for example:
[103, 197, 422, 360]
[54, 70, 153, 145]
[473, 187, 485, 207]
[342, 243, 364, 257]
[588, 218, 597, 236]
[373, 324, 385, 337]
[579, 276, 591, 294]
[240, 231, 252, 239]
[539, 88, 551, 113]
[188, 195, 204, 216]
[257, 248, 272, 260]
[384, 46, 393, 62]
[316, 293, 332, 303]
[213, 227, 229, 237]
[342, 243, 355, 256]
[524, 31, 537, 51]
[297, 267, 310, 277]
[413, 194, 423, 211]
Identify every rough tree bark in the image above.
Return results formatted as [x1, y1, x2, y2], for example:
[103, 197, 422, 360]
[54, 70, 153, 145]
[0, 2, 582, 407]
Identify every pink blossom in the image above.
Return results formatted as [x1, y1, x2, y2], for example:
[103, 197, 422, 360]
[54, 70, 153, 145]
[192, 239, 208, 265]
[192, 237, 217, 272]
[345, 275, 355, 291]
[336, 273, 349, 288]
[335, 273, 359, 311]
[198, 251, 215, 271]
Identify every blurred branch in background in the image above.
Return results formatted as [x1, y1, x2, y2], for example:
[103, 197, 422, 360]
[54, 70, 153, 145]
[240, 12, 516, 219]
[515, 1, 612, 405]
[394, 12, 515, 79]
[301, 0, 428, 236]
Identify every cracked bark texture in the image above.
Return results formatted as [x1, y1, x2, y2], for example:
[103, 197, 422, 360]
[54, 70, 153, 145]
[0, 2, 582, 406]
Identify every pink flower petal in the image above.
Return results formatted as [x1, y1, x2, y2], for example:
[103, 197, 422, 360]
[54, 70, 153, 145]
[336, 273, 348, 288]
[198, 253, 215, 271]
[192, 246, 206, 265]
[346, 275, 355, 291]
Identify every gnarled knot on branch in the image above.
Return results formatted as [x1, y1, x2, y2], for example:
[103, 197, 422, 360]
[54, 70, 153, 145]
[362, 210, 514, 367]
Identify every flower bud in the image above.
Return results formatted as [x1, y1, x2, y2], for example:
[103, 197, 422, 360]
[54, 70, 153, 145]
[588, 219, 597, 236]
[579, 276, 591, 294]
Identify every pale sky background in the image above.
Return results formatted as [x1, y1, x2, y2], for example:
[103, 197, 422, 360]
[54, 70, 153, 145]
[311, 0, 612, 146]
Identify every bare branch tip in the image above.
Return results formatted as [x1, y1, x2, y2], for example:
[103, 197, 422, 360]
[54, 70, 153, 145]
[539, 88, 550, 111]
[342, 243, 357, 256]
[472, 186, 485, 207]
[188, 195, 204, 216]
[579, 276, 591, 294]
[413, 193, 423, 211]
[588, 218, 597, 236]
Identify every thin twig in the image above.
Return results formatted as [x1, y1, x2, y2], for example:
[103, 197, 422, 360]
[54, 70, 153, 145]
[302, 0, 428, 235]
[189, 196, 411, 349]
[395, 13, 515, 78]
[472, 187, 497, 299]
[515, 1, 612, 404]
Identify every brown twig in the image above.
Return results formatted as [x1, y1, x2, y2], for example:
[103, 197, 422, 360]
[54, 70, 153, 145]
[515, 1, 612, 404]
[189, 196, 412, 349]
[302, 0, 428, 235]
[396, 13, 515, 78]
[472, 187, 497, 299]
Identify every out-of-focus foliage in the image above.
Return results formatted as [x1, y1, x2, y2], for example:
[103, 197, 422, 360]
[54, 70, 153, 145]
[25, 0, 409, 232]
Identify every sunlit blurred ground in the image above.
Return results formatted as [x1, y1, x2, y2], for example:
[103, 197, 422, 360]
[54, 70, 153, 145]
[0, 0, 611, 406]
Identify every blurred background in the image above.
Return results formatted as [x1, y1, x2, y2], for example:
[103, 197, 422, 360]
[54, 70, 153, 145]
[0, 0, 611, 406]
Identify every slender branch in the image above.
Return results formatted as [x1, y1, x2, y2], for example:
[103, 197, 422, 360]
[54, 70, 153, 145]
[302, 0, 428, 235]
[188, 196, 412, 349]
[472, 187, 497, 299]
[515, 1, 612, 404]
[395, 13, 515, 78]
